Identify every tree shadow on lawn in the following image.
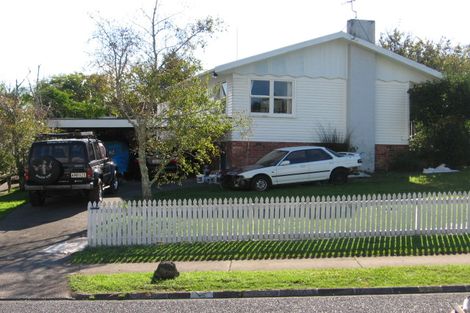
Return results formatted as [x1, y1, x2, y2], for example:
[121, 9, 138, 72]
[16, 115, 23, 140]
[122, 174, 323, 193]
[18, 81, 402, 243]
[71, 234, 470, 264]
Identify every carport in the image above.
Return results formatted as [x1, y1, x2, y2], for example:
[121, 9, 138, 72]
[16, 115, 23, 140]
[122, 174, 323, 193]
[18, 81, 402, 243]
[47, 118, 138, 179]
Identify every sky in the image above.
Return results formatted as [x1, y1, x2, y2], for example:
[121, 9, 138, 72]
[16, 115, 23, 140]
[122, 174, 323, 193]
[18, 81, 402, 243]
[0, 0, 469, 86]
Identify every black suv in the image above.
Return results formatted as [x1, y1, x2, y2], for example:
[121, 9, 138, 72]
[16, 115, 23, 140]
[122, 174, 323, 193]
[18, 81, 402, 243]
[25, 132, 118, 206]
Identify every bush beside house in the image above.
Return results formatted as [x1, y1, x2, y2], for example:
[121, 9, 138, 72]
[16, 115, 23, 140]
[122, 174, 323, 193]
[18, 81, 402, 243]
[391, 77, 470, 171]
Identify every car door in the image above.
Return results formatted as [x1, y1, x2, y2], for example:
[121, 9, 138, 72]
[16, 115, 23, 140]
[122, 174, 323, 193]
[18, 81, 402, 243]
[273, 150, 311, 184]
[305, 148, 334, 181]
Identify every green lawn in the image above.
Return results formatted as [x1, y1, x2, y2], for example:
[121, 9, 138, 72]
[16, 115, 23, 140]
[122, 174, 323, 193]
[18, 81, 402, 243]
[0, 189, 27, 220]
[69, 264, 470, 294]
[72, 234, 470, 264]
[154, 169, 470, 201]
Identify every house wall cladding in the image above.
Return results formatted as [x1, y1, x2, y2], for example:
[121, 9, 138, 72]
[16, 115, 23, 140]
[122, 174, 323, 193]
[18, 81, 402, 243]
[375, 81, 410, 145]
[230, 75, 347, 143]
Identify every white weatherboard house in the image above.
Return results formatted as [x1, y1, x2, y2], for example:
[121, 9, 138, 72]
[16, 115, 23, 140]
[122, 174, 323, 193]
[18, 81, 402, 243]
[209, 20, 442, 172]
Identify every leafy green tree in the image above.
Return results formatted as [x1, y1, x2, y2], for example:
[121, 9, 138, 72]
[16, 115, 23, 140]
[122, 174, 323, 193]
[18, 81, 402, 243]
[381, 29, 470, 168]
[408, 78, 470, 167]
[38, 73, 114, 118]
[0, 83, 47, 191]
[379, 29, 470, 78]
[92, 2, 237, 199]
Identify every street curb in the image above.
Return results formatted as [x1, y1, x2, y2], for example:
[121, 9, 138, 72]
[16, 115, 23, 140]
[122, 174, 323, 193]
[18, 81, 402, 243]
[72, 285, 470, 300]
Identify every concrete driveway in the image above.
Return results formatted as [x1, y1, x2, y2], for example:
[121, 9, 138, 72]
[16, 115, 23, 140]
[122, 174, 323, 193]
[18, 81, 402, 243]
[0, 181, 141, 299]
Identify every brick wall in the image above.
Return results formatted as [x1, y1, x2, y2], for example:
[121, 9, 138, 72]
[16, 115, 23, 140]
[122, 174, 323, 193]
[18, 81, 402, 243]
[375, 144, 409, 171]
[225, 141, 315, 168]
[224, 141, 409, 171]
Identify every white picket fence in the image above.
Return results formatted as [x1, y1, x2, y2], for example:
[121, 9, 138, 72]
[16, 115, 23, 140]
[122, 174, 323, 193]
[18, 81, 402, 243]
[87, 192, 470, 247]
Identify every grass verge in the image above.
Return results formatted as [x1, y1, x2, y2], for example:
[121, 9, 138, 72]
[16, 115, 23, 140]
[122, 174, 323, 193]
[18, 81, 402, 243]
[154, 169, 470, 201]
[0, 189, 27, 220]
[69, 265, 470, 294]
[71, 234, 470, 264]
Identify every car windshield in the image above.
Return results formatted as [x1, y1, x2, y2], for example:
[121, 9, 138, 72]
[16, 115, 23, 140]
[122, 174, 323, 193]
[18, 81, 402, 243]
[255, 150, 288, 167]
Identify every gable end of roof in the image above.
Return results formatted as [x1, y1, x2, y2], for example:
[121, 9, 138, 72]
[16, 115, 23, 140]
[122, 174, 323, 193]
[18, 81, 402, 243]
[211, 31, 442, 79]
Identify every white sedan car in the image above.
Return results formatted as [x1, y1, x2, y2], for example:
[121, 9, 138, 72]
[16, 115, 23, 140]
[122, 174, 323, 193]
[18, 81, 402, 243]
[221, 146, 362, 191]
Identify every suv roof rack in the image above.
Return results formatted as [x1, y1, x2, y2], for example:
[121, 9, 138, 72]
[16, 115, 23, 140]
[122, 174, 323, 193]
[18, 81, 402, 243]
[36, 131, 96, 140]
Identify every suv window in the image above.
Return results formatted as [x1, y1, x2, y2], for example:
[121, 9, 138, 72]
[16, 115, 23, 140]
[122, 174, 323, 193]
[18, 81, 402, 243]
[285, 150, 308, 164]
[87, 143, 96, 161]
[31, 142, 88, 163]
[97, 142, 107, 159]
[306, 149, 333, 162]
[32, 143, 68, 163]
[70, 143, 86, 163]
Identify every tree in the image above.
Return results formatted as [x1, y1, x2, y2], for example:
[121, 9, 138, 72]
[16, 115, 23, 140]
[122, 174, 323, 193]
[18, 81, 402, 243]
[38, 73, 114, 118]
[379, 29, 470, 78]
[92, 1, 236, 199]
[408, 78, 470, 167]
[0, 82, 47, 191]
[380, 29, 470, 169]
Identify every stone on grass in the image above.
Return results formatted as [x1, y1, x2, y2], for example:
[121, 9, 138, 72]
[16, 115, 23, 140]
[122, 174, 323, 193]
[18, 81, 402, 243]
[151, 261, 179, 283]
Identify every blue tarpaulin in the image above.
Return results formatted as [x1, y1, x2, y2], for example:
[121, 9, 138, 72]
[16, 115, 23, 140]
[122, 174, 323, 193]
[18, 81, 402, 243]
[104, 141, 129, 175]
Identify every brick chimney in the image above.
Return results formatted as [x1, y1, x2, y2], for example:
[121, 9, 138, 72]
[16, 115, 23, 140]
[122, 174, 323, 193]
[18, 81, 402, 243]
[347, 19, 375, 43]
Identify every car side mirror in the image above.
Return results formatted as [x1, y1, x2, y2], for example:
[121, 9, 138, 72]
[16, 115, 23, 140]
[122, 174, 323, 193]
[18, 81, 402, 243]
[279, 160, 290, 166]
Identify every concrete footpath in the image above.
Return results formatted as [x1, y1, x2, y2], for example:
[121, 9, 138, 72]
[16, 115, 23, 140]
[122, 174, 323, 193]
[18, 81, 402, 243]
[77, 254, 470, 275]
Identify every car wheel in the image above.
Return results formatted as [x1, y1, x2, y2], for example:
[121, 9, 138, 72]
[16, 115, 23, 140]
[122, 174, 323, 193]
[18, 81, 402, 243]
[330, 168, 348, 185]
[251, 175, 270, 192]
[29, 191, 46, 207]
[89, 179, 103, 203]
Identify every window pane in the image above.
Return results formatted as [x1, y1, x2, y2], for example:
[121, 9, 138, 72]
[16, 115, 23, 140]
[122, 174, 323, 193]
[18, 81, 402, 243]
[306, 149, 332, 162]
[285, 150, 307, 164]
[221, 82, 227, 97]
[71, 143, 86, 163]
[251, 80, 269, 96]
[88, 145, 95, 161]
[251, 97, 270, 113]
[274, 98, 292, 114]
[212, 82, 227, 100]
[274, 81, 292, 97]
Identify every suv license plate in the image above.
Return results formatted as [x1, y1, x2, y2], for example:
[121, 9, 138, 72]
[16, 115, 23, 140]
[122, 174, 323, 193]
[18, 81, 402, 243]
[71, 172, 86, 178]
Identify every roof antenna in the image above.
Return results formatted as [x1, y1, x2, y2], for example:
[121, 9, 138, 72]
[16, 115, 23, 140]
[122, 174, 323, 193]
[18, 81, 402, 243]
[346, 0, 358, 19]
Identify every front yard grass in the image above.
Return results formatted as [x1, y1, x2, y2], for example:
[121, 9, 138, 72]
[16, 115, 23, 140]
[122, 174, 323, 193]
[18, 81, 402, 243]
[154, 169, 470, 201]
[69, 264, 470, 294]
[71, 234, 470, 264]
[0, 189, 27, 220]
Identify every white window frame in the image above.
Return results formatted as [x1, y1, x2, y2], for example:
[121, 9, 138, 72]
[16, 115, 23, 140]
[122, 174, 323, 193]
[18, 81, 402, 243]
[249, 79, 294, 116]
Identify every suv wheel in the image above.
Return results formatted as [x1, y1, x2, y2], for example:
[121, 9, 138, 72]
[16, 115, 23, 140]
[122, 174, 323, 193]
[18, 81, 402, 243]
[89, 179, 103, 203]
[109, 172, 119, 194]
[29, 191, 46, 207]
[251, 175, 270, 192]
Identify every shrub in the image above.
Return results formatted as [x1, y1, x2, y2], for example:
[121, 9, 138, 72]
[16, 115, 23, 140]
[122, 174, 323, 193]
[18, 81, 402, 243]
[315, 125, 355, 152]
[409, 118, 470, 168]
[389, 150, 426, 172]
[409, 78, 470, 168]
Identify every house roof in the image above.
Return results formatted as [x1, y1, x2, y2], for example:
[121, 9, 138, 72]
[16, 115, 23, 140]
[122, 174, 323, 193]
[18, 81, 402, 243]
[211, 31, 442, 79]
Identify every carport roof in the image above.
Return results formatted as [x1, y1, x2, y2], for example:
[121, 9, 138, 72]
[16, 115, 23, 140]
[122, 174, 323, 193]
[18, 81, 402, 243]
[48, 118, 135, 129]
